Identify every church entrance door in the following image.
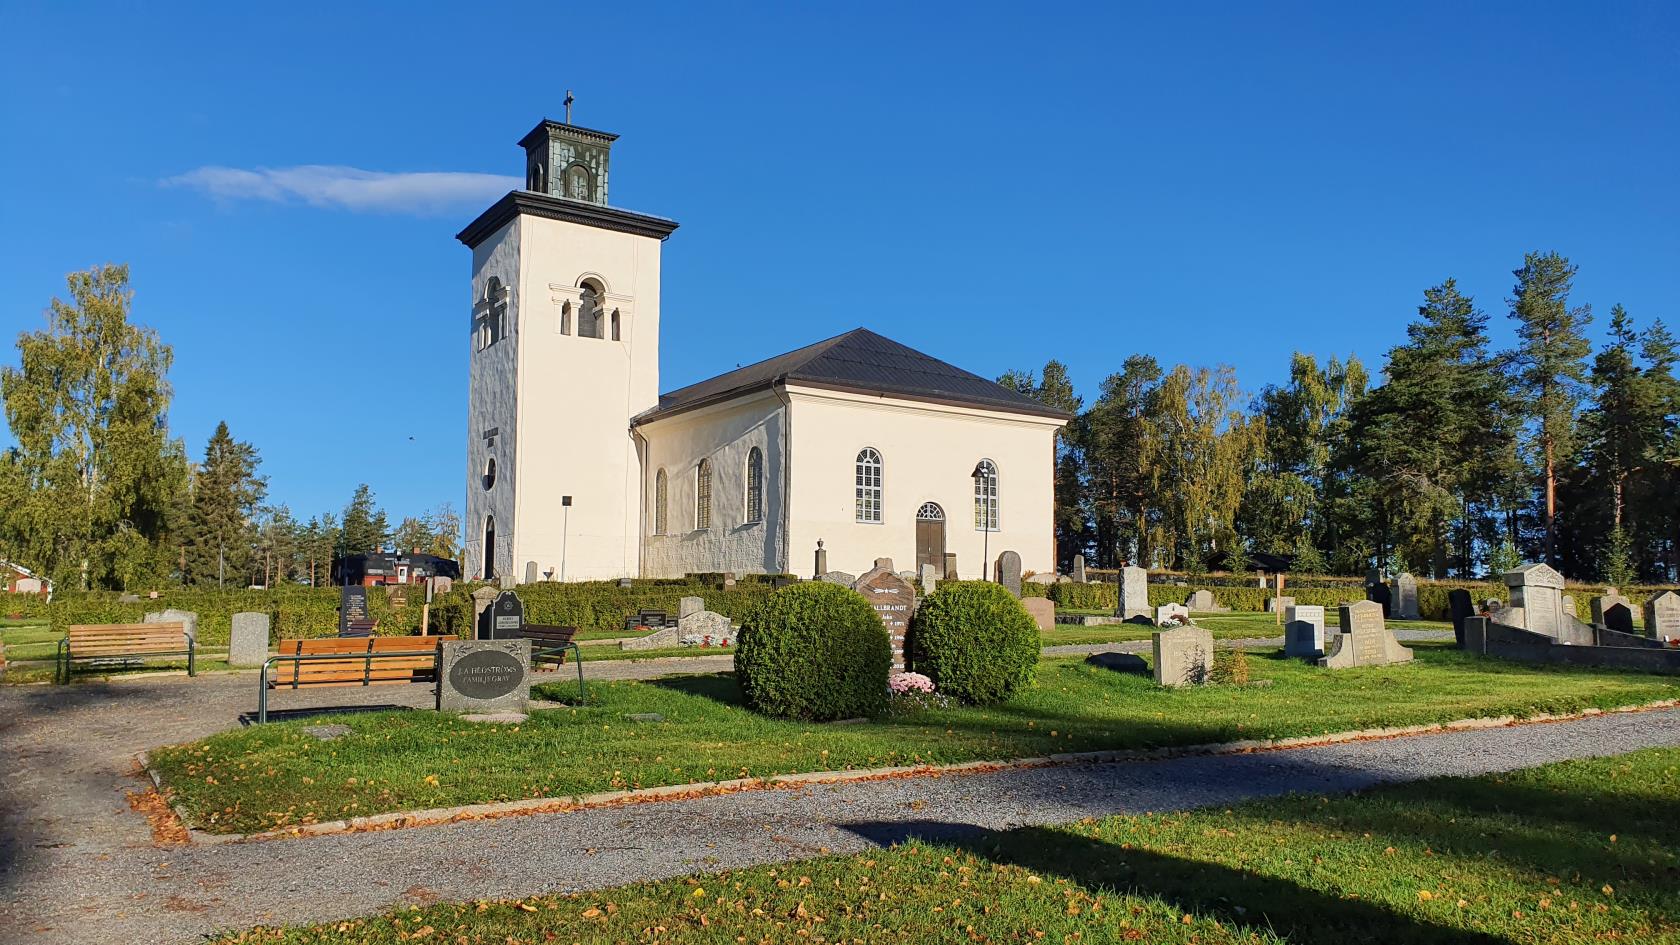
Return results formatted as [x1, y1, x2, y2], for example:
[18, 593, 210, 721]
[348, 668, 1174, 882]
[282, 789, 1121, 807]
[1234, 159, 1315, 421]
[915, 503, 946, 575]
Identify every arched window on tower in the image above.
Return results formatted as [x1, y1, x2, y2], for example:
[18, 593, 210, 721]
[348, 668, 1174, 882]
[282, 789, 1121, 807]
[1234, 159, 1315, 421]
[578, 283, 603, 339]
[695, 459, 713, 530]
[745, 447, 764, 524]
[559, 301, 572, 335]
[973, 459, 999, 531]
[482, 514, 497, 580]
[474, 277, 508, 351]
[855, 448, 882, 523]
[654, 469, 668, 536]
[611, 309, 621, 341]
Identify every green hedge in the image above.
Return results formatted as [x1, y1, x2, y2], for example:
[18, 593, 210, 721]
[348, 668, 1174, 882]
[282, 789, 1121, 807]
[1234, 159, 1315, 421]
[735, 582, 891, 721]
[905, 581, 1038, 704]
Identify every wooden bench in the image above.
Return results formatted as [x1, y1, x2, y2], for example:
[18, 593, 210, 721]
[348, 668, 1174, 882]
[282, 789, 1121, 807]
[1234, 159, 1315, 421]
[519, 624, 585, 703]
[56, 623, 193, 684]
[258, 635, 456, 723]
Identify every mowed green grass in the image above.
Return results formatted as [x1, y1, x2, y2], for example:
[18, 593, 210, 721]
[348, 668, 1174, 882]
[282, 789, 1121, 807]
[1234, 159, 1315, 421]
[215, 747, 1680, 945]
[148, 643, 1680, 834]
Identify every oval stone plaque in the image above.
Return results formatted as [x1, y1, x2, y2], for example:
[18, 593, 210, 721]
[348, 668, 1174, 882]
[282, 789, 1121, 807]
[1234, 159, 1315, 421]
[448, 649, 525, 700]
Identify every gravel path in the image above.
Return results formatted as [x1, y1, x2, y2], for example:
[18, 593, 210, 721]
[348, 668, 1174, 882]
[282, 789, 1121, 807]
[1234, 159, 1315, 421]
[1, 666, 1675, 945]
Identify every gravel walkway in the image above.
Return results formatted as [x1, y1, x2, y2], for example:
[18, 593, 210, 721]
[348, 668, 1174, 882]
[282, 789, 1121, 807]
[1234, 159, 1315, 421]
[1, 665, 1675, 945]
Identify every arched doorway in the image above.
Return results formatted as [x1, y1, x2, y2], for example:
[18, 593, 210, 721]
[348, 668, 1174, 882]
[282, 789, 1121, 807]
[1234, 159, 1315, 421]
[915, 502, 946, 575]
[482, 515, 496, 580]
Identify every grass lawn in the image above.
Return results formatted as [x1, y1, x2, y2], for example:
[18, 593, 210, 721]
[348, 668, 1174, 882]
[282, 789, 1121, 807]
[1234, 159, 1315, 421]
[214, 747, 1680, 944]
[148, 642, 1680, 835]
[0, 623, 63, 660]
[577, 644, 732, 662]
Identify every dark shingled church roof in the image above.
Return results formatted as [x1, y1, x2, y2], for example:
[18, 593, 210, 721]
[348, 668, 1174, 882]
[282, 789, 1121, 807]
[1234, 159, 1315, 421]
[633, 328, 1070, 425]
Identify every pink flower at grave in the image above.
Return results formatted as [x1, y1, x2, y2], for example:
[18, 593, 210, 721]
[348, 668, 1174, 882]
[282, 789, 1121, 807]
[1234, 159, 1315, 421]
[888, 671, 935, 695]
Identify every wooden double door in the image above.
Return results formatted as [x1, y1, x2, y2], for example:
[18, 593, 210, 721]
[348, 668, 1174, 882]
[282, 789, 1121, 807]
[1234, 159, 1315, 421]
[915, 502, 946, 576]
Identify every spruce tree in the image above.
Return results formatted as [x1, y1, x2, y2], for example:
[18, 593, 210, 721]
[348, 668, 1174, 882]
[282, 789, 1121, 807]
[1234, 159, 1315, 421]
[1508, 251, 1592, 567]
[183, 422, 266, 586]
[340, 484, 389, 555]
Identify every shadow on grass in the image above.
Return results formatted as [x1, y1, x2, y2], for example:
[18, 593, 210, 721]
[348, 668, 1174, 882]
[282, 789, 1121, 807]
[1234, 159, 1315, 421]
[236, 704, 417, 727]
[842, 820, 1507, 945]
[645, 672, 744, 706]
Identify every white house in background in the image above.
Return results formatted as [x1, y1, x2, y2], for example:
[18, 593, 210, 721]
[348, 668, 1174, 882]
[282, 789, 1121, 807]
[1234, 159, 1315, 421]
[1, 559, 50, 598]
[457, 118, 1068, 583]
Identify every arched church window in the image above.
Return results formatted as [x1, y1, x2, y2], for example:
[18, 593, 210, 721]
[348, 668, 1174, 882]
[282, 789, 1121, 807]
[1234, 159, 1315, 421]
[482, 456, 496, 490]
[578, 283, 604, 339]
[611, 309, 621, 341]
[566, 164, 591, 200]
[482, 515, 497, 580]
[529, 158, 547, 193]
[855, 448, 882, 523]
[654, 469, 668, 535]
[695, 459, 713, 530]
[973, 459, 999, 532]
[745, 447, 764, 524]
[917, 502, 944, 521]
[475, 277, 508, 351]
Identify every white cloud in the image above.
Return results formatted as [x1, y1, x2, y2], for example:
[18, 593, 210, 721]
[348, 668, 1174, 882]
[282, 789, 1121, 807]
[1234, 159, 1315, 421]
[162, 164, 520, 215]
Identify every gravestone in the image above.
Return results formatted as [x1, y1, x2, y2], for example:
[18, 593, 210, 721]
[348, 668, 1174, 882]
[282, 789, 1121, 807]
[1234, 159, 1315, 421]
[481, 590, 525, 640]
[1591, 594, 1632, 632]
[1503, 563, 1566, 640]
[439, 639, 530, 713]
[919, 563, 939, 596]
[943, 552, 957, 581]
[1022, 597, 1056, 632]
[143, 608, 198, 644]
[995, 551, 1023, 598]
[433, 576, 453, 594]
[1391, 573, 1420, 620]
[1600, 600, 1635, 636]
[1072, 554, 1087, 583]
[1085, 651, 1149, 675]
[1561, 594, 1576, 622]
[854, 566, 915, 667]
[1646, 591, 1680, 643]
[818, 571, 856, 586]
[1366, 581, 1392, 617]
[1116, 566, 1150, 620]
[677, 609, 733, 644]
[873, 557, 894, 572]
[1155, 602, 1190, 625]
[1319, 600, 1414, 669]
[679, 595, 705, 619]
[1447, 589, 1474, 646]
[227, 612, 270, 668]
[1152, 624, 1214, 687]
[523, 561, 539, 585]
[471, 586, 497, 632]
[1265, 595, 1295, 614]
[1283, 604, 1326, 659]
[1187, 589, 1226, 613]
[338, 586, 369, 636]
[617, 577, 632, 588]
[814, 542, 828, 580]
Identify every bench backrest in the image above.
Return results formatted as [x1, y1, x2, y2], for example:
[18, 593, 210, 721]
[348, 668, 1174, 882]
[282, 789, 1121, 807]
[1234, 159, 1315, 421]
[271, 635, 457, 687]
[522, 624, 579, 645]
[67, 623, 189, 655]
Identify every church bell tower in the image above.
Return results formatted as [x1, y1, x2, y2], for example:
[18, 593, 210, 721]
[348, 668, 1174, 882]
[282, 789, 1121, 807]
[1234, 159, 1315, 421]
[456, 114, 679, 583]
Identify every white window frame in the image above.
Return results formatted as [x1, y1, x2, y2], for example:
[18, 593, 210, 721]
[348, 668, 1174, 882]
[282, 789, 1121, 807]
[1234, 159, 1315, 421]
[855, 448, 882, 524]
[974, 459, 999, 532]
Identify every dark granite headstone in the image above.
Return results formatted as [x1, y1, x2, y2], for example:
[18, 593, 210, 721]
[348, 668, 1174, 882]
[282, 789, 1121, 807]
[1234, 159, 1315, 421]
[1447, 588, 1473, 646]
[1366, 581, 1392, 617]
[1602, 601, 1635, 635]
[480, 590, 525, 640]
[338, 586, 369, 635]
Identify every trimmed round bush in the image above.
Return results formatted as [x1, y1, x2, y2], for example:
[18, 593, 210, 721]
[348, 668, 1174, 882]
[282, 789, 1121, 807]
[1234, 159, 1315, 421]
[736, 581, 892, 721]
[905, 581, 1038, 704]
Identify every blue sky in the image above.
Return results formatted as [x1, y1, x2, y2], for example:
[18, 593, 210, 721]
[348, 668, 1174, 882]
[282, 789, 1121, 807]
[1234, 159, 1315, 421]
[2, 2, 1676, 524]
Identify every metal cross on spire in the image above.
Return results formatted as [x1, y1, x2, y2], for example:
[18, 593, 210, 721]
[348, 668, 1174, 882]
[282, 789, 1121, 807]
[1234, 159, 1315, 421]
[564, 90, 574, 124]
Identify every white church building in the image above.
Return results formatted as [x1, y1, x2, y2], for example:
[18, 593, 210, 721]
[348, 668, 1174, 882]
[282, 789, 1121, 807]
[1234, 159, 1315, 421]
[458, 118, 1068, 583]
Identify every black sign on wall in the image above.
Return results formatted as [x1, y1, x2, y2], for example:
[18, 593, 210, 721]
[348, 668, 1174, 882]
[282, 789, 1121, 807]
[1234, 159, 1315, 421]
[480, 590, 526, 640]
[339, 586, 370, 634]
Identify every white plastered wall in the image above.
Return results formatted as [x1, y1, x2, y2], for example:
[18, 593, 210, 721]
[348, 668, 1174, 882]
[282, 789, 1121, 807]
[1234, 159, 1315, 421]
[784, 386, 1062, 579]
[637, 389, 787, 577]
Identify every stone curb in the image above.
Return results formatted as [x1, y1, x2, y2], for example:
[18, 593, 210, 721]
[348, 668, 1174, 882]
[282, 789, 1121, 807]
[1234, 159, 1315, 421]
[139, 697, 1680, 846]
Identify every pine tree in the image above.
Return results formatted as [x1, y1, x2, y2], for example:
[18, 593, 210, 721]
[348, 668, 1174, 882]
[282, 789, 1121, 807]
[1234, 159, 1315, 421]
[183, 422, 266, 586]
[340, 484, 388, 556]
[1089, 356, 1162, 567]
[1508, 251, 1593, 568]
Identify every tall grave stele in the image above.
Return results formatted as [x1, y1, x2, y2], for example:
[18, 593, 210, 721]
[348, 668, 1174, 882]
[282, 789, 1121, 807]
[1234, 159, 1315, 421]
[480, 590, 526, 640]
[1391, 573, 1420, 620]
[1646, 591, 1680, 644]
[1319, 600, 1413, 669]
[995, 550, 1023, 599]
[1116, 566, 1150, 621]
[338, 586, 369, 637]
[853, 560, 915, 668]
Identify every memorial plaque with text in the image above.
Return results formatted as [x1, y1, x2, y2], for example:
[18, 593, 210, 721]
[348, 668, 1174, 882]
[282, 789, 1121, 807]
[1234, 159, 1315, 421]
[338, 586, 369, 635]
[484, 591, 525, 640]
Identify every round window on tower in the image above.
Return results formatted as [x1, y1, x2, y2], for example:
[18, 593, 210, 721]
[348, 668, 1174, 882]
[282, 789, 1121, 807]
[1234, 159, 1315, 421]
[483, 456, 497, 490]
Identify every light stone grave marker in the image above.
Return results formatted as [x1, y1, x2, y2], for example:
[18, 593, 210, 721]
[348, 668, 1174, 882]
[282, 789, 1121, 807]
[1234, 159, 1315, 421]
[1646, 591, 1680, 643]
[1153, 624, 1214, 687]
[1283, 604, 1326, 659]
[1391, 573, 1420, 620]
[1504, 563, 1566, 640]
[1319, 600, 1413, 669]
[679, 595, 704, 618]
[228, 612, 270, 667]
[919, 563, 939, 596]
[1022, 597, 1056, 632]
[1072, 554, 1086, 583]
[1117, 565, 1149, 620]
[144, 608, 198, 644]
[1155, 602, 1190, 625]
